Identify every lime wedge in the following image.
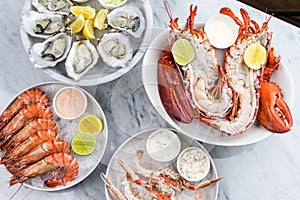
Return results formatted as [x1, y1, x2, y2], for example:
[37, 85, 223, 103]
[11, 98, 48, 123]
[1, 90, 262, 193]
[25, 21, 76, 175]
[77, 114, 103, 134]
[71, 133, 96, 155]
[171, 39, 195, 66]
[244, 43, 267, 70]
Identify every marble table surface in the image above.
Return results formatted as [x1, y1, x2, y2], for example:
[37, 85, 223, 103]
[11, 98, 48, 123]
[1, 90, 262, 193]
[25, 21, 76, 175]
[1, 0, 300, 199]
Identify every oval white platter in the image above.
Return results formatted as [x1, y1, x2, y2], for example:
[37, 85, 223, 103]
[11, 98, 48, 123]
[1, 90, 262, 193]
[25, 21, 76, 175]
[105, 128, 219, 200]
[1, 82, 108, 191]
[142, 24, 294, 146]
[20, 0, 153, 86]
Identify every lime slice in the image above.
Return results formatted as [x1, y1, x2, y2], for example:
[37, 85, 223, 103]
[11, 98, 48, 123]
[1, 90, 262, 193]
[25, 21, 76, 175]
[82, 19, 95, 39]
[70, 6, 96, 19]
[71, 133, 96, 155]
[244, 43, 267, 70]
[68, 14, 85, 34]
[77, 114, 103, 134]
[94, 9, 109, 30]
[171, 39, 195, 66]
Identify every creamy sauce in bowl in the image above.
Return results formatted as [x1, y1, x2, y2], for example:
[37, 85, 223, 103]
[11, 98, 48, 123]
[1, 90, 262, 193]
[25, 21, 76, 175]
[177, 147, 210, 182]
[146, 129, 181, 162]
[204, 14, 238, 49]
[54, 87, 87, 120]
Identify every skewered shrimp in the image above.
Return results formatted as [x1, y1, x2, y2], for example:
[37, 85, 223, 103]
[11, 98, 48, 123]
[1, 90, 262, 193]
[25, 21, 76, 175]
[10, 153, 79, 187]
[1, 130, 58, 165]
[0, 88, 49, 130]
[2, 118, 57, 151]
[6, 139, 70, 173]
[0, 103, 53, 148]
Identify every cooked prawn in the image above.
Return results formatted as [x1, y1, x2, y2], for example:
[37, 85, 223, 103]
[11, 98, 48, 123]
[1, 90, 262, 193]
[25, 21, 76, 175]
[6, 139, 70, 174]
[0, 103, 53, 148]
[10, 153, 79, 187]
[2, 118, 57, 151]
[0, 88, 49, 130]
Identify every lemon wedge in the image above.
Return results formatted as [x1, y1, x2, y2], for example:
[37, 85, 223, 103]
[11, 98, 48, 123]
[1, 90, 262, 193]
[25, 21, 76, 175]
[244, 43, 267, 70]
[70, 6, 96, 19]
[77, 114, 103, 134]
[71, 133, 96, 155]
[83, 19, 95, 39]
[94, 9, 109, 30]
[68, 14, 85, 34]
[171, 39, 196, 66]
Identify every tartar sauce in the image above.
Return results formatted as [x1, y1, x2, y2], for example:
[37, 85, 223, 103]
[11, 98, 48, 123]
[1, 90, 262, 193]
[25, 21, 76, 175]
[54, 87, 87, 120]
[204, 14, 238, 49]
[177, 147, 210, 181]
[146, 129, 181, 162]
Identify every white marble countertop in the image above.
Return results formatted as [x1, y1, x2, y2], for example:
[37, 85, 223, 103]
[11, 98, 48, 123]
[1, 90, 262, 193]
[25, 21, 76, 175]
[1, 0, 300, 199]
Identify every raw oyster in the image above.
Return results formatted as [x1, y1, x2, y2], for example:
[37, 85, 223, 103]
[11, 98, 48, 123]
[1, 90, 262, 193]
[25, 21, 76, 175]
[107, 5, 145, 38]
[22, 11, 64, 39]
[29, 32, 72, 68]
[97, 33, 133, 68]
[65, 40, 99, 81]
[32, 0, 73, 15]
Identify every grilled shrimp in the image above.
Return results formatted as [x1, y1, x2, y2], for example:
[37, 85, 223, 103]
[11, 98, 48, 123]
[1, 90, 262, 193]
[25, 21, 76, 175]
[1, 130, 58, 165]
[6, 139, 70, 173]
[10, 153, 79, 187]
[0, 88, 49, 130]
[2, 118, 57, 151]
[0, 103, 53, 148]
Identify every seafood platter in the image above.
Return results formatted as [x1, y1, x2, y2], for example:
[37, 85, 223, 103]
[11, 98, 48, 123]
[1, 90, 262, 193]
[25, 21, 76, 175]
[20, 0, 153, 86]
[142, 3, 294, 146]
[0, 82, 108, 191]
[102, 128, 221, 200]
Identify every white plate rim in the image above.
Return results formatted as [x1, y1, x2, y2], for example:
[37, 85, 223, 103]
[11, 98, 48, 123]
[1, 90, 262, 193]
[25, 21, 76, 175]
[1, 81, 108, 191]
[20, 0, 154, 86]
[142, 26, 294, 146]
[104, 128, 219, 200]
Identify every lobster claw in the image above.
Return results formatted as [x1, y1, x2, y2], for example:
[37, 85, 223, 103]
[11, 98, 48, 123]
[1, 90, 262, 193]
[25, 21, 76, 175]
[158, 56, 193, 123]
[257, 81, 293, 133]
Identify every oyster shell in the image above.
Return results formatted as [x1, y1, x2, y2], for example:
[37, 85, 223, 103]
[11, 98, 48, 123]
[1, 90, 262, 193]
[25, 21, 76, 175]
[65, 40, 99, 81]
[32, 0, 73, 15]
[97, 33, 133, 68]
[22, 11, 65, 39]
[29, 32, 72, 68]
[107, 5, 145, 38]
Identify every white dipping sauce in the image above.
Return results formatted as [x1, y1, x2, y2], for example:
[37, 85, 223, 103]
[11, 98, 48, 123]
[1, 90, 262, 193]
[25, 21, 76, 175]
[146, 129, 181, 162]
[204, 14, 238, 49]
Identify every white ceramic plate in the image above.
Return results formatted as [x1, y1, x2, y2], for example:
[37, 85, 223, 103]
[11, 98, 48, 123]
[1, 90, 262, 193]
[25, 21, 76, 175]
[20, 0, 153, 86]
[1, 82, 108, 191]
[142, 25, 294, 146]
[105, 128, 219, 200]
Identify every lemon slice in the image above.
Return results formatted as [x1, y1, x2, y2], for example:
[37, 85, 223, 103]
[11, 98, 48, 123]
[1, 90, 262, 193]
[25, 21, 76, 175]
[83, 19, 95, 39]
[244, 43, 267, 70]
[71, 133, 96, 155]
[70, 6, 96, 19]
[171, 39, 196, 66]
[94, 9, 109, 30]
[77, 114, 103, 134]
[68, 14, 85, 34]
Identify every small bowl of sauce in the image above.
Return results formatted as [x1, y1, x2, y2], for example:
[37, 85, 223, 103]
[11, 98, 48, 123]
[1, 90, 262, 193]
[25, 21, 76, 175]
[177, 147, 210, 182]
[98, 0, 127, 9]
[53, 87, 87, 120]
[204, 14, 239, 49]
[146, 129, 181, 162]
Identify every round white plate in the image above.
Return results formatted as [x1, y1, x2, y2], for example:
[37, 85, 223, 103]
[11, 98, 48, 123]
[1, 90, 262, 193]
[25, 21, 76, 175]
[20, 0, 153, 86]
[1, 82, 108, 191]
[142, 24, 294, 146]
[105, 128, 219, 200]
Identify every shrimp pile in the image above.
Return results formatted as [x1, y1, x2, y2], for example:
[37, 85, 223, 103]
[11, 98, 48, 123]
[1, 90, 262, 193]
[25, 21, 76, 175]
[0, 88, 78, 187]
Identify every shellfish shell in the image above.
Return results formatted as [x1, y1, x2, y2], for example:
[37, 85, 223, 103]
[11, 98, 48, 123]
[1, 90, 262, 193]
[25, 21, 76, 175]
[32, 0, 73, 15]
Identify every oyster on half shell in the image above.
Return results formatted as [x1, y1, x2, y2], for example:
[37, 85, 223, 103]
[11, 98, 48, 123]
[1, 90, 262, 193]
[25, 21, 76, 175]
[97, 33, 133, 68]
[22, 11, 65, 39]
[107, 5, 145, 38]
[65, 40, 99, 81]
[32, 0, 73, 15]
[29, 32, 72, 68]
